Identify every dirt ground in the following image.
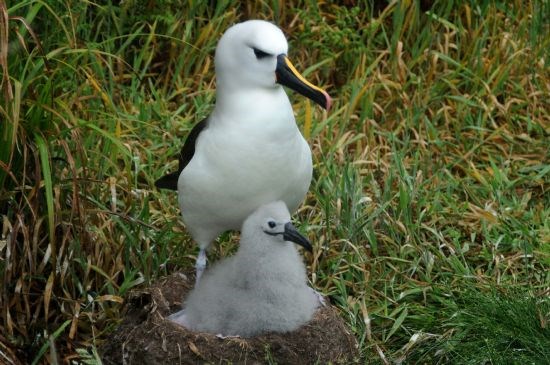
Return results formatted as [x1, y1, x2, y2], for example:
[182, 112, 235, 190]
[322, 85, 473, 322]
[101, 272, 359, 364]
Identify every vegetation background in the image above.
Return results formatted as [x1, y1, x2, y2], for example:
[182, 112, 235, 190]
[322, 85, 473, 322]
[1, 0, 549, 363]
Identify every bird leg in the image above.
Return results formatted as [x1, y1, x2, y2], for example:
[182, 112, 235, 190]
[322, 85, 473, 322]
[195, 248, 207, 285]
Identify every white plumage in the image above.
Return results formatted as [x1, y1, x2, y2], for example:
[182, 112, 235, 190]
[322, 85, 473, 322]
[155, 20, 331, 282]
[169, 201, 319, 337]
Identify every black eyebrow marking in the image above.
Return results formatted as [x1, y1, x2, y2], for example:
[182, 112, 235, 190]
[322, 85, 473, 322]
[252, 47, 272, 59]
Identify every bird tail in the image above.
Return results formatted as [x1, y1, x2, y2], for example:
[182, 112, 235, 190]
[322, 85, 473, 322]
[154, 172, 179, 190]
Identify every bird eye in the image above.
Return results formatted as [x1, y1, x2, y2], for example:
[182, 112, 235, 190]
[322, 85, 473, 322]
[267, 220, 276, 229]
[253, 47, 271, 59]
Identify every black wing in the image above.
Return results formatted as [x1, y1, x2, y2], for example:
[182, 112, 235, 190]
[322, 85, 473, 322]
[155, 118, 209, 190]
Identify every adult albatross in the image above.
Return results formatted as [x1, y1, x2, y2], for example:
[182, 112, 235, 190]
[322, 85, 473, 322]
[156, 20, 331, 282]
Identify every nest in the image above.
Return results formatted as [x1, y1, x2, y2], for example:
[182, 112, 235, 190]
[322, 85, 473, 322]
[101, 272, 359, 364]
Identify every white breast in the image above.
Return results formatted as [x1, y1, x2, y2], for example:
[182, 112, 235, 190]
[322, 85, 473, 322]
[177, 89, 312, 241]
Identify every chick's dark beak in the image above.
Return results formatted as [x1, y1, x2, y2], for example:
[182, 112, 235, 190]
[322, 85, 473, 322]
[283, 222, 312, 252]
[275, 54, 332, 110]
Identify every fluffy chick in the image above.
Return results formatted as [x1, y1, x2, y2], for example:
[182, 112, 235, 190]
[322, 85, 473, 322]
[169, 201, 318, 337]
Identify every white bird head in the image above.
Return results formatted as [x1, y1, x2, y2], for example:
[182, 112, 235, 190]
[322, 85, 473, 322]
[214, 20, 331, 110]
[242, 201, 312, 252]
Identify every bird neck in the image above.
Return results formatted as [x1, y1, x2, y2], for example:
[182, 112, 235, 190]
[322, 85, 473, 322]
[239, 233, 302, 269]
[242, 245, 306, 289]
[213, 83, 293, 124]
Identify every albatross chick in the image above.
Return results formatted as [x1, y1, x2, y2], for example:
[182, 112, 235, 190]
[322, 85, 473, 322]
[169, 201, 319, 337]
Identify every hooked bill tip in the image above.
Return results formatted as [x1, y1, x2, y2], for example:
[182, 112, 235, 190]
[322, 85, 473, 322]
[323, 90, 333, 111]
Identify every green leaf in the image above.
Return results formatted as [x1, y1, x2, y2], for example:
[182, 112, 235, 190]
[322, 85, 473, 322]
[386, 307, 408, 341]
[31, 319, 71, 365]
[35, 133, 55, 260]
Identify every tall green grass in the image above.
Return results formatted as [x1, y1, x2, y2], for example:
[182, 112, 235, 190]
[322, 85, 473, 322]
[1, 0, 549, 363]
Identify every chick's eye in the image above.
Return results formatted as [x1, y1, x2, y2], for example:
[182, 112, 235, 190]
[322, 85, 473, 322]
[267, 221, 276, 229]
[253, 47, 271, 59]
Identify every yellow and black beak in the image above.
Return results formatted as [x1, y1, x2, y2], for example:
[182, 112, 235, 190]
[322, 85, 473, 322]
[275, 55, 332, 110]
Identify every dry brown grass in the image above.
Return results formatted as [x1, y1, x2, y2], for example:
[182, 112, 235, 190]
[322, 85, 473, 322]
[1, 1, 548, 363]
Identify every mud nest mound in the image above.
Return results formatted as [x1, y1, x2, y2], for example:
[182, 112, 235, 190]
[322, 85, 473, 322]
[101, 272, 358, 364]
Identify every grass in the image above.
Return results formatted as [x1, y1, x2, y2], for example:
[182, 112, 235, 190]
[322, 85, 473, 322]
[1, 0, 549, 363]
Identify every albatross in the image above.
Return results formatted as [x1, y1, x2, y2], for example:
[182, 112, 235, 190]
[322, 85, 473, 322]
[168, 201, 320, 337]
[155, 20, 331, 282]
